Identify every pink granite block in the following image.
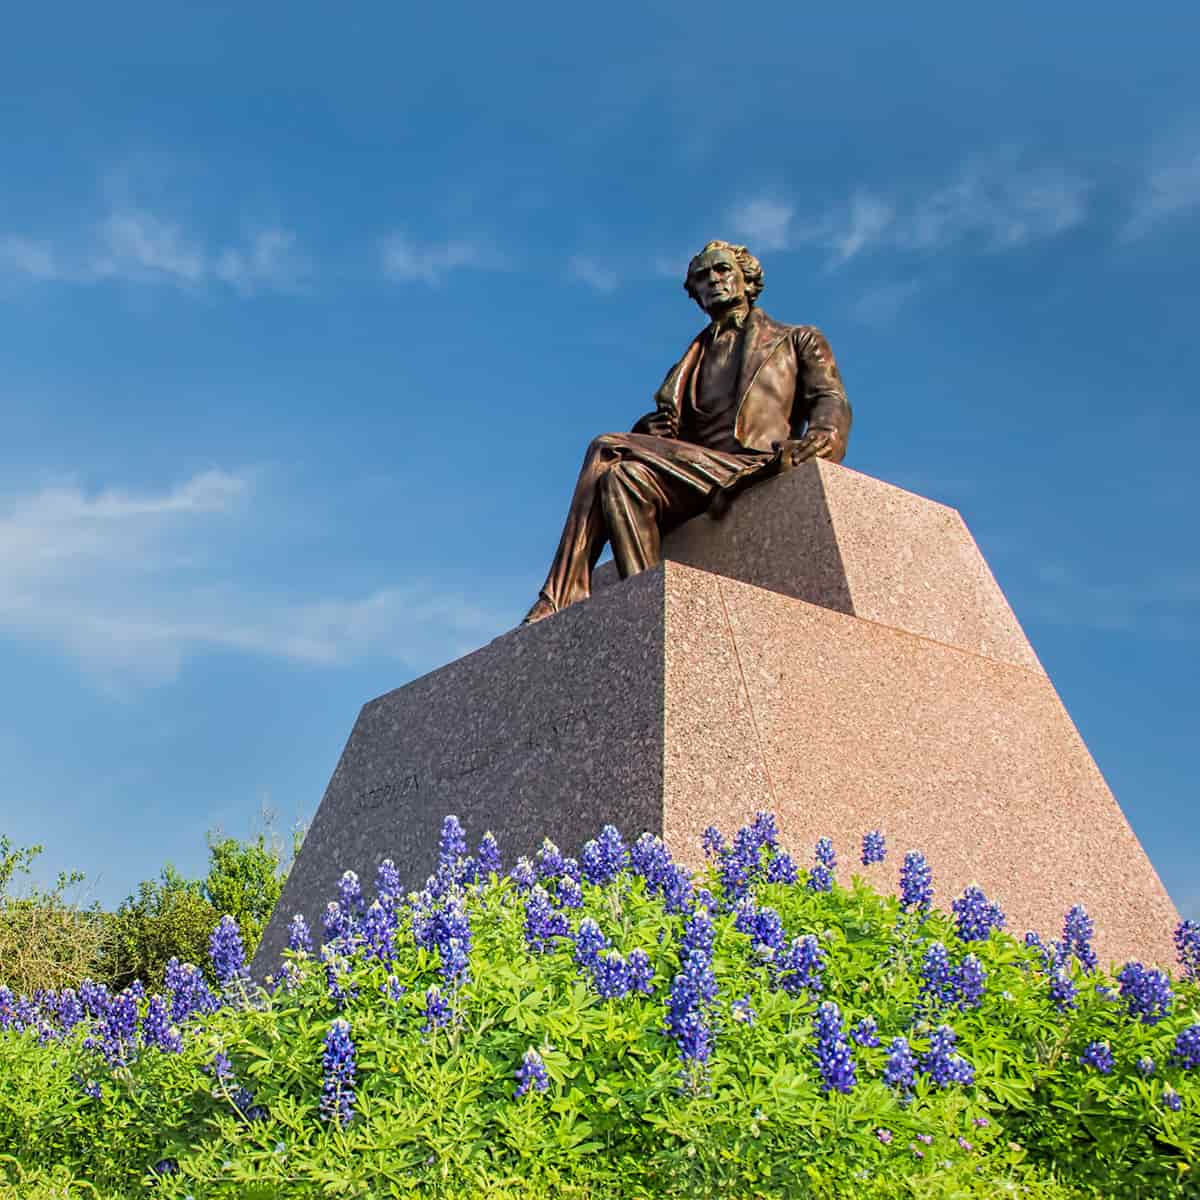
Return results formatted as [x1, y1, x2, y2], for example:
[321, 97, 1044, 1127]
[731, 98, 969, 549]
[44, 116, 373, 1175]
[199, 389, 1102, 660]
[661, 562, 1179, 969]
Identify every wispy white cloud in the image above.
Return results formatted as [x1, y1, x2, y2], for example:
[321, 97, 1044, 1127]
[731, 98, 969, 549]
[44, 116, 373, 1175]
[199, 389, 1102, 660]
[1125, 141, 1200, 239]
[1025, 561, 1200, 641]
[0, 211, 308, 294]
[729, 151, 1090, 268]
[379, 233, 505, 283]
[0, 471, 507, 687]
[567, 254, 620, 293]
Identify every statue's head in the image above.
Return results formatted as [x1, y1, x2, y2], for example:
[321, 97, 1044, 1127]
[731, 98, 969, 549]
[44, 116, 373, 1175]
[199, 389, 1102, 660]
[684, 240, 764, 313]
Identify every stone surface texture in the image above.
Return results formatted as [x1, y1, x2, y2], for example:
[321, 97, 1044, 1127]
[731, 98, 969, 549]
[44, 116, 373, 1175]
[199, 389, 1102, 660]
[254, 462, 1179, 976]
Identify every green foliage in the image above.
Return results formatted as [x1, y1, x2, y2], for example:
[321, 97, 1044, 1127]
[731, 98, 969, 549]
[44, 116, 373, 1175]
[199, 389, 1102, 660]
[99, 865, 220, 991]
[203, 833, 286, 961]
[0, 836, 106, 994]
[1, 847, 1197, 1198]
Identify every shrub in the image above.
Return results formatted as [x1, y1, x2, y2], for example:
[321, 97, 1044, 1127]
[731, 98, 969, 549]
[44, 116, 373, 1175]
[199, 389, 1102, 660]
[0, 836, 106, 994]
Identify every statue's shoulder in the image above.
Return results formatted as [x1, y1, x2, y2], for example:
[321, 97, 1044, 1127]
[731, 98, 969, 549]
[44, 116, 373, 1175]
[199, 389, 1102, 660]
[753, 308, 820, 340]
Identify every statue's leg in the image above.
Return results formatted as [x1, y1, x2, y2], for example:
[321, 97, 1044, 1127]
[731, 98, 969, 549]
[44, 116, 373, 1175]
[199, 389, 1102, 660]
[528, 435, 626, 619]
[601, 459, 670, 578]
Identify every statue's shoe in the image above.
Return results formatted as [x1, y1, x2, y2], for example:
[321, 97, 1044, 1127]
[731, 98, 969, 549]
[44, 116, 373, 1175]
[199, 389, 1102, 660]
[521, 594, 557, 625]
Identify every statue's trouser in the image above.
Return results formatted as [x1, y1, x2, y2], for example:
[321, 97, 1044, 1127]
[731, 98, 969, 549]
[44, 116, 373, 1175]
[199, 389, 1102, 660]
[537, 432, 768, 612]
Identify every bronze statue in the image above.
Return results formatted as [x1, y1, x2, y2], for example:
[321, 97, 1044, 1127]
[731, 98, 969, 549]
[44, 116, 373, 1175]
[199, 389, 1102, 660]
[523, 240, 851, 624]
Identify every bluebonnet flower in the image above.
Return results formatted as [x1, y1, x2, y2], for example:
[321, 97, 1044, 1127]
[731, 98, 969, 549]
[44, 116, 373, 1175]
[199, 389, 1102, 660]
[320, 1018, 356, 1127]
[382, 975, 405, 1002]
[750, 907, 787, 957]
[630, 833, 675, 894]
[765, 851, 798, 884]
[665, 948, 718, 1065]
[1049, 967, 1078, 1011]
[434, 898, 471, 989]
[919, 942, 958, 1008]
[733, 896, 759, 936]
[556, 876, 584, 909]
[91, 989, 139, 1067]
[952, 886, 1006, 942]
[956, 954, 987, 1009]
[1116, 961, 1173, 1025]
[0, 987, 14, 1031]
[287, 914, 313, 955]
[694, 887, 718, 914]
[80, 1078, 102, 1099]
[322, 947, 356, 1007]
[362, 900, 396, 964]
[151, 1159, 178, 1177]
[1080, 1040, 1113, 1074]
[514, 1047, 550, 1097]
[572, 917, 610, 969]
[78, 979, 110, 1019]
[851, 1016, 880, 1047]
[1060, 905, 1098, 972]
[701, 825, 727, 859]
[876, 1128, 893, 1144]
[1174, 919, 1200, 983]
[524, 886, 570, 953]
[1171, 1023, 1200, 1070]
[210, 916, 249, 989]
[1024, 930, 1055, 969]
[1137, 1055, 1157, 1077]
[775, 934, 825, 996]
[861, 830, 886, 866]
[661, 864, 694, 914]
[807, 865, 833, 893]
[580, 825, 627, 885]
[535, 838, 568, 881]
[920, 1025, 974, 1087]
[56, 989, 83, 1034]
[476, 832, 502, 880]
[812, 1001, 857, 1093]
[164, 959, 216, 1024]
[141, 996, 182, 1053]
[717, 827, 763, 904]
[322, 901, 352, 945]
[750, 811, 779, 851]
[884, 1036, 917, 1096]
[337, 871, 365, 919]
[510, 856, 537, 891]
[899, 852, 933, 913]
[815, 837, 836, 870]
[374, 858, 402, 905]
[1163, 1087, 1182, 1112]
[591, 950, 632, 999]
[422, 986, 452, 1032]
[438, 816, 468, 875]
[731, 995, 756, 1025]
[627, 948, 655, 995]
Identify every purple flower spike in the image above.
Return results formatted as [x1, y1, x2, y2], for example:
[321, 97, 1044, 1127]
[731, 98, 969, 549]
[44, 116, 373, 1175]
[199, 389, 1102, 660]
[899, 852, 933, 913]
[514, 1047, 550, 1097]
[1080, 1040, 1113, 1074]
[209, 916, 249, 988]
[861, 830, 886, 866]
[320, 1018, 356, 1127]
[1175, 919, 1200, 982]
[952, 886, 1006, 943]
[812, 1001, 857, 1093]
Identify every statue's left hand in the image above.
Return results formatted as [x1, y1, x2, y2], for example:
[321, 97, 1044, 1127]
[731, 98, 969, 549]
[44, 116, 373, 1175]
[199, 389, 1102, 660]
[775, 429, 838, 467]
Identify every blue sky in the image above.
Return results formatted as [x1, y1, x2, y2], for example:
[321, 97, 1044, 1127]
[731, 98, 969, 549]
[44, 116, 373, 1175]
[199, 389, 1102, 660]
[1, 2, 1196, 923]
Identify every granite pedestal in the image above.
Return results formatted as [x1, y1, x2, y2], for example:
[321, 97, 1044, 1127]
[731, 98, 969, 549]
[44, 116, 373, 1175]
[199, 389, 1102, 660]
[253, 461, 1180, 974]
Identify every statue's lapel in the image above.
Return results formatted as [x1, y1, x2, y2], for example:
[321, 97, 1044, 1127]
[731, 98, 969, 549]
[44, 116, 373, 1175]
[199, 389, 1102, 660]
[736, 309, 789, 405]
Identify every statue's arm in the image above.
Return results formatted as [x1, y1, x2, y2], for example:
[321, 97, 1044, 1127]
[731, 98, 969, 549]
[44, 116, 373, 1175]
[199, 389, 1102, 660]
[784, 326, 852, 464]
[631, 339, 702, 438]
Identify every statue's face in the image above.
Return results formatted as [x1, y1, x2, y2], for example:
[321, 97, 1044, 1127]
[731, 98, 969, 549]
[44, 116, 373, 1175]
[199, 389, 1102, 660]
[687, 249, 747, 313]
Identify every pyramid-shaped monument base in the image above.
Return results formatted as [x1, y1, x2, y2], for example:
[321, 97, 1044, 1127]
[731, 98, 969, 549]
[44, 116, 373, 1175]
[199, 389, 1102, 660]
[254, 462, 1180, 974]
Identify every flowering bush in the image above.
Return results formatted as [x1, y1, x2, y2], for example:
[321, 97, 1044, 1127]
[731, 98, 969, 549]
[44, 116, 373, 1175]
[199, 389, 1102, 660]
[0, 814, 1196, 1199]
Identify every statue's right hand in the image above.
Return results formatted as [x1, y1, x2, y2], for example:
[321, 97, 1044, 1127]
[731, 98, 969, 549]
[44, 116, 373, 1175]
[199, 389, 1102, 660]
[632, 411, 675, 438]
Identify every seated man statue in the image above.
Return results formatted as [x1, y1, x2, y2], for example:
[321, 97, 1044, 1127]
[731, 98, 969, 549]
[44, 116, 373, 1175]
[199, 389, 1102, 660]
[523, 239, 852, 624]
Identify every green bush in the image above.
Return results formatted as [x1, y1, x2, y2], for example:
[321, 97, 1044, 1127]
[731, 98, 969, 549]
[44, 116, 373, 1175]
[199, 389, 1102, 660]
[0, 836, 106, 994]
[0, 816, 1196, 1198]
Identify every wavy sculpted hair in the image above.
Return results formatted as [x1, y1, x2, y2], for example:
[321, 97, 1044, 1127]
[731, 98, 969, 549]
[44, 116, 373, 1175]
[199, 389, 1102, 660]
[683, 240, 764, 307]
